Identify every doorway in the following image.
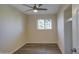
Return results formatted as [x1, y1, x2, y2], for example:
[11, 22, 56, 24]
[64, 18, 72, 54]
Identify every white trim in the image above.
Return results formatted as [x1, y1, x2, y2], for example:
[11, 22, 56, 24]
[10, 42, 27, 54]
[67, 18, 72, 22]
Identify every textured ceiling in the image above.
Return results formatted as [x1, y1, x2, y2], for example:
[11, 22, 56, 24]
[11, 4, 61, 15]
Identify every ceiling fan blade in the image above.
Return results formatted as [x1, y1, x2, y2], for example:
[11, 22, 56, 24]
[39, 4, 42, 7]
[22, 4, 33, 8]
[24, 9, 33, 12]
[37, 8, 48, 10]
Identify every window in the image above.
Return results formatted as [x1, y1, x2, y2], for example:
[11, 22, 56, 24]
[37, 19, 52, 30]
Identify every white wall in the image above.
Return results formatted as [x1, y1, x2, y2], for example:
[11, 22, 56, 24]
[0, 5, 28, 53]
[27, 14, 58, 43]
[57, 5, 71, 53]
[57, 10, 65, 53]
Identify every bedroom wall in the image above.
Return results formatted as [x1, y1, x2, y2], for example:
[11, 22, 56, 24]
[0, 5, 28, 53]
[27, 14, 58, 43]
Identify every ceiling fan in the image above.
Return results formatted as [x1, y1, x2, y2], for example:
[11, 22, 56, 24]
[23, 4, 48, 12]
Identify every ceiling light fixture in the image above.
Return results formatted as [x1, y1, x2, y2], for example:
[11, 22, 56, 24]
[33, 9, 38, 12]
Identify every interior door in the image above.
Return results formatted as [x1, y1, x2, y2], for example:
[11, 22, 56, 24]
[76, 10, 79, 53]
[72, 10, 79, 54]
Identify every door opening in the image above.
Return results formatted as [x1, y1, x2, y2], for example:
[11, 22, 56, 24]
[64, 18, 72, 54]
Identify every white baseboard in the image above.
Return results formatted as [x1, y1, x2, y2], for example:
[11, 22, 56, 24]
[10, 42, 27, 54]
[26, 42, 57, 44]
[57, 43, 62, 54]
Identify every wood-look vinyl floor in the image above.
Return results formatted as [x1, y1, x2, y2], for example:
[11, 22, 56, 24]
[14, 43, 61, 54]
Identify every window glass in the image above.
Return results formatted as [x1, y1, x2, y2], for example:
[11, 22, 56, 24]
[37, 19, 52, 30]
[45, 19, 52, 29]
[37, 19, 44, 29]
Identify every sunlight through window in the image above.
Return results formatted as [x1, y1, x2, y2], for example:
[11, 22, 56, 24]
[37, 19, 52, 30]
